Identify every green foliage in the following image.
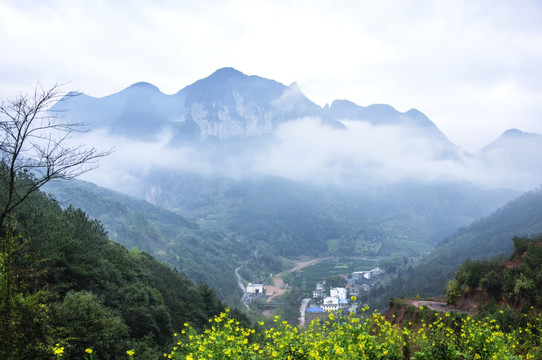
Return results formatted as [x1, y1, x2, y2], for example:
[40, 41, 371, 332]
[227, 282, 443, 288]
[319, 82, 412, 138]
[324, 275, 347, 289]
[167, 309, 542, 359]
[1, 174, 227, 359]
[447, 235, 542, 317]
[273, 289, 302, 324]
[53, 291, 129, 359]
[45, 180, 246, 306]
[284, 257, 377, 297]
[91, 169, 516, 260]
[382, 188, 542, 304]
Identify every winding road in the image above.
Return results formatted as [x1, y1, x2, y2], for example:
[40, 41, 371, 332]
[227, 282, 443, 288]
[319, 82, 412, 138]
[235, 265, 249, 307]
[298, 298, 311, 327]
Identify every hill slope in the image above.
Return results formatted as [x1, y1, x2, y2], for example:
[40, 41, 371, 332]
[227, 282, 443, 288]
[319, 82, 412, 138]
[44, 179, 250, 306]
[2, 173, 229, 359]
[403, 187, 542, 297]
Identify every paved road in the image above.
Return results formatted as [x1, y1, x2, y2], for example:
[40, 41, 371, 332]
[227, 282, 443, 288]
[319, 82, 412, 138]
[235, 265, 249, 307]
[298, 298, 311, 327]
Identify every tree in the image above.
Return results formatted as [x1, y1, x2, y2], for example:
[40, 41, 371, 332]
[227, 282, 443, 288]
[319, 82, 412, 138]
[0, 83, 111, 229]
[54, 290, 129, 359]
[0, 84, 111, 358]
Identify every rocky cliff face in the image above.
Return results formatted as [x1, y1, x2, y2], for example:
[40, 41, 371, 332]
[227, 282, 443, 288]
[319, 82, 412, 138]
[185, 89, 275, 140]
[52, 67, 453, 149]
[53, 67, 329, 142]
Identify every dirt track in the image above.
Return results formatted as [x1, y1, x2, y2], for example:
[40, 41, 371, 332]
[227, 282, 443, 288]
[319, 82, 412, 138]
[265, 258, 326, 302]
[404, 299, 475, 315]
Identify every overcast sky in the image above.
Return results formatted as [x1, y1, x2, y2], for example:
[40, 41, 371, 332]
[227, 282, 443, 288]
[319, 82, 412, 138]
[1, 0, 541, 152]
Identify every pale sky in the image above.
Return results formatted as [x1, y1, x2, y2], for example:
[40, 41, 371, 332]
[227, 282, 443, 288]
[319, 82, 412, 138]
[1, 0, 542, 152]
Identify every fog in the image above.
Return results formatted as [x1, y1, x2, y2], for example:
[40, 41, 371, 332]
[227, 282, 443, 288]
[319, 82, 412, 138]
[76, 117, 542, 195]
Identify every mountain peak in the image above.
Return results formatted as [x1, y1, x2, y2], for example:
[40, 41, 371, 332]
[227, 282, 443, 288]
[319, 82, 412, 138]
[208, 67, 246, 80]
[496, 129, 541, 142]
[502, 128, 526, 138]
[126, 82, 161, 93]
[479, 128, 542, 154]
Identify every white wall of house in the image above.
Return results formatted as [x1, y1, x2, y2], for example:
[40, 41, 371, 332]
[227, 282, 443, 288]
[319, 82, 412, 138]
[330, 287, 347, 299]
[247, 283, 265, 294]
[322, 296, 339, 311]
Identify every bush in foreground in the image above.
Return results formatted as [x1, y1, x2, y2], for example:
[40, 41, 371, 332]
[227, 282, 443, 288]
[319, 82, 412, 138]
[165, 308, 541, 360]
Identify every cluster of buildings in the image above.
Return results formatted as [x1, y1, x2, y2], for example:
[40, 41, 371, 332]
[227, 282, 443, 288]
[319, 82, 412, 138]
[306, 267, 384, 314]
[307, 285, 351, 314]
[347, 267, 384, 295]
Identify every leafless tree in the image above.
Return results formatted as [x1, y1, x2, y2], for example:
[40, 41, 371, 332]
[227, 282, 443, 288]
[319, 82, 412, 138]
[0, 83, 112, 228]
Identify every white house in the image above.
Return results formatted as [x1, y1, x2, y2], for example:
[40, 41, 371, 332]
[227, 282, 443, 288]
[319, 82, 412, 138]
[322, 296, 339, 312]
[246, 283, 265, 295]
[330, 287, 347, 299]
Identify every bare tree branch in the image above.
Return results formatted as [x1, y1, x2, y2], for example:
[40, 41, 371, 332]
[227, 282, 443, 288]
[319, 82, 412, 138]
[0, 84, 112, 228]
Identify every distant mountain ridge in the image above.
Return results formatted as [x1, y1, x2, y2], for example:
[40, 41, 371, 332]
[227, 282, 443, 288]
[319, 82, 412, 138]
[53, 67, 542, 175]
[41, 68, 542, 311]
[53, 67, 453, 146]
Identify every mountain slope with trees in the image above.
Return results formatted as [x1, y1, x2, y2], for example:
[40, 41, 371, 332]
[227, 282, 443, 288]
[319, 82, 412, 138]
[375, 187, 542, 307]
[44, 179, 252, 306]
[1, 172, 231, 359]
[447, 235, 542, 317]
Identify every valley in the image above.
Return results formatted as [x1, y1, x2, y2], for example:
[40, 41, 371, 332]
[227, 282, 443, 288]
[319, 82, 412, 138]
[42, 68, 542, 320]
[3, 0, 542, 356]
[6, 67, 540, 356]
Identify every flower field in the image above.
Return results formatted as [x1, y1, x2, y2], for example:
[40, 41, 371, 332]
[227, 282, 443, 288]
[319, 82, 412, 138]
[163, 308, 541, 360]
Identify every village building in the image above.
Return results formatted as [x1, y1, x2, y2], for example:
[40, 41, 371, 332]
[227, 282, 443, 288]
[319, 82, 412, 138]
[306, 307, 325, 314]
[315, 282, 324, 291]
[322, 296, 339, 312]
[330, 287, 347, 299]
[246, 282, 266, 295]
[312, 288, 325, 299]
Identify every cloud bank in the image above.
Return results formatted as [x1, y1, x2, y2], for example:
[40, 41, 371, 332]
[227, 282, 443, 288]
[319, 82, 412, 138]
[76, 118, 542, 195]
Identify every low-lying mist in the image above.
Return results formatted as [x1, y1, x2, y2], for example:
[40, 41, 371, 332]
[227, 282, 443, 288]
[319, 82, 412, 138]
[77, 117, 542, 196]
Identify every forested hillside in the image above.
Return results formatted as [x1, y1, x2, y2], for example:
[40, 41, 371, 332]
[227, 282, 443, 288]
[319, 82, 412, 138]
[377, 187, 542, 306]
[0, 171, 235, 359]
[44, 180, 256, 305]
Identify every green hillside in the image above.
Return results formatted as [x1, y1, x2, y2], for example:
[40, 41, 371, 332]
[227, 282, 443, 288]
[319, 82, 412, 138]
[378, 187, 542, 305]
[447, 235, 542, 317]
[141, 171, 518, 257]
[1, 172, 234, 359]
[45, 180, 253, 306]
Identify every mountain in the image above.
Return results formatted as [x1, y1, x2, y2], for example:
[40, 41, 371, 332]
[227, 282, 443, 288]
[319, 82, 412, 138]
[326, 100, 459, 159]
[46, 67, 538, 262]
[44, 179, 252, 306]
[53, 67, 343, 143]
[476, 129, 542, 169]
[42, 67, 542, 315]
[472, 129, 542, 191]
[52, 67, 454, 145]
[176, 68, 342, 141]
[53, 67, 542, 190]
[479, 128, 542, 153]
